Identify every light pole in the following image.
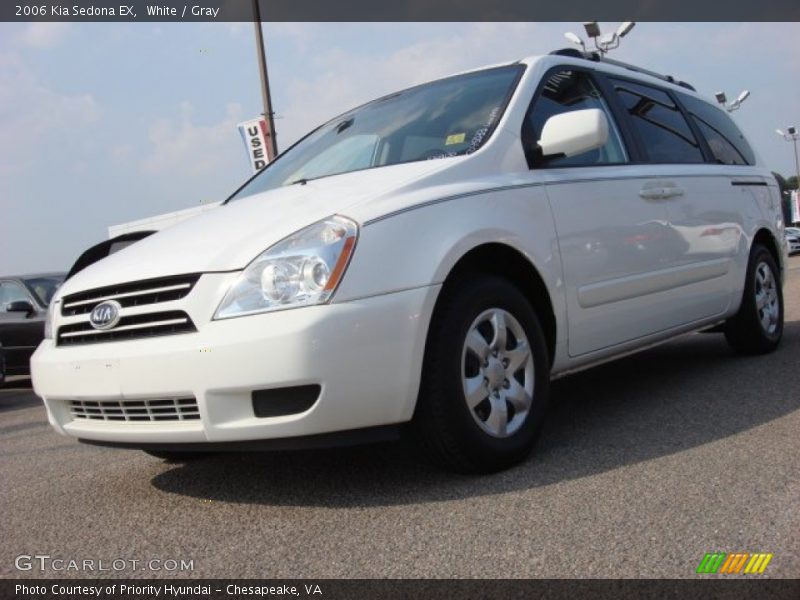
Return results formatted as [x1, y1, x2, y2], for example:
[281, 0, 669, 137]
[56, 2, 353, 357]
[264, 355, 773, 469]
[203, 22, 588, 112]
[777, 127, 800, 187]
[564, 22, 635, 55]
[777, 126, 800, 224]
[715, 90, 751, 112]
[252, 0, 278, 161]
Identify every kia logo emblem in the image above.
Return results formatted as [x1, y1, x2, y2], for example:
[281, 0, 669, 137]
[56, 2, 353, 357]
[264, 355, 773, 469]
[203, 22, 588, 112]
[89, 300, 122, 330]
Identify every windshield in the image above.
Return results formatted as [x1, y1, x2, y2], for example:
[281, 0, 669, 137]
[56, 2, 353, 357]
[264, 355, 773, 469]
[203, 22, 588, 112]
[23, 276, 64, 306]
[229, 64, 524, 201]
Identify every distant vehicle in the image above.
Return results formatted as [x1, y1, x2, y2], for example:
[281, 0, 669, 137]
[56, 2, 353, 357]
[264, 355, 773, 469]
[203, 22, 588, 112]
[0, 274, 65, 378]
[786, 230, 800, 255]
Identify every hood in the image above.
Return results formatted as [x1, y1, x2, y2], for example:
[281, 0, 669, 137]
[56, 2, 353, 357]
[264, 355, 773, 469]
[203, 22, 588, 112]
[62, 160, 459, 294]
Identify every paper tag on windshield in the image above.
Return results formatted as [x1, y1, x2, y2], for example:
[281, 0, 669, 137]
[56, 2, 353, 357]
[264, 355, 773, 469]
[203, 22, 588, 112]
[445, 133, 466, 145]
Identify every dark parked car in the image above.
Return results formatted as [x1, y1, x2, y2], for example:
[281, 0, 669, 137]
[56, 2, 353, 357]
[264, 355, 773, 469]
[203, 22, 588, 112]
[0, 273, 65, 378]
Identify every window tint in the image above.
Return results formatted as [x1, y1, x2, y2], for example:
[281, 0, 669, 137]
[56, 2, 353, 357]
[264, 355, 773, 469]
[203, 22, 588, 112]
[610, 79, 704, 164]
[524, 69, 627, 167]
[678, 93, 755, 165]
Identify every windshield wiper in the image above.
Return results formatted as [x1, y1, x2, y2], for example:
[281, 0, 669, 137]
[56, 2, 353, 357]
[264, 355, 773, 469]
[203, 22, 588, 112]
[289, 178, 309, 186]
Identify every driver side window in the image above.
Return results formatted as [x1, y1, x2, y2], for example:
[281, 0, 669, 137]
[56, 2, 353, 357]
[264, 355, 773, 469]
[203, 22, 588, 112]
[524, 69, 627, 167]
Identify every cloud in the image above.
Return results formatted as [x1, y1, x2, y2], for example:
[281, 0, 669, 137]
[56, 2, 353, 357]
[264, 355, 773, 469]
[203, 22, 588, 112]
[0, 50, 99, 175]
[273, 23, 549, 147]
[19, 23, 71, 48]
[225, 22, 248, 37]
[140, 101, 245, 177]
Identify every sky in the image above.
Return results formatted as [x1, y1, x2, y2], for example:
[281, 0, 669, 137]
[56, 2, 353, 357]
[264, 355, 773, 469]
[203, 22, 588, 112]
[1, 22, 799, 275]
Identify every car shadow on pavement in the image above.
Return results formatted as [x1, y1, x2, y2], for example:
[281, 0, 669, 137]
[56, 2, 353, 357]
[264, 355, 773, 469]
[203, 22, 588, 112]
[151, 321, 800, 508]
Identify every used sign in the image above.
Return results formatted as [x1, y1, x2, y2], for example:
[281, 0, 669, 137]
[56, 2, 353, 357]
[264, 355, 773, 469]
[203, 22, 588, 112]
[237, 117, 271, 173]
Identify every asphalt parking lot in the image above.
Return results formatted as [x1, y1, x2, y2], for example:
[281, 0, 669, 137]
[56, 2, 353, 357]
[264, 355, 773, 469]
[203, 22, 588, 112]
[2, 257, 799, 579]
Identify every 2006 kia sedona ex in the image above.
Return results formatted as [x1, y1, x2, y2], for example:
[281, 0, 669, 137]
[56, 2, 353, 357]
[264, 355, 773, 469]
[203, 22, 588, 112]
[32, 50, 787, 472]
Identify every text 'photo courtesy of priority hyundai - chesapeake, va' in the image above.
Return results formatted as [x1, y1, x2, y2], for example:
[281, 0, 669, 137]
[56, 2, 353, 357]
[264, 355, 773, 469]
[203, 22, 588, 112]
[31, 48, 787, 473]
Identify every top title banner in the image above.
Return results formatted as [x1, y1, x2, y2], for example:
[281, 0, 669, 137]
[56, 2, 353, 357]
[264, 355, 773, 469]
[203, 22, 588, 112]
[2, 0, 799, 21]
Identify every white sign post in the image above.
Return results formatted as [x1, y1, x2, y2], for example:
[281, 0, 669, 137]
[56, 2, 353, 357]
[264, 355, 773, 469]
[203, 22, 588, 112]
[238, 117, 271, 173]
[792, 190, 800, 225]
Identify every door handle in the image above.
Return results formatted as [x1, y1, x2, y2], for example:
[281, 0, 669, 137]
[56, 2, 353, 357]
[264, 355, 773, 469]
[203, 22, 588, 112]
[639, 182, 685, 200]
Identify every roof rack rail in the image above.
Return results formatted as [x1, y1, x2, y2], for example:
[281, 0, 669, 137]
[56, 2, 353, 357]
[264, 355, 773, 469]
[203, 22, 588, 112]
[549, 48, 696, 92]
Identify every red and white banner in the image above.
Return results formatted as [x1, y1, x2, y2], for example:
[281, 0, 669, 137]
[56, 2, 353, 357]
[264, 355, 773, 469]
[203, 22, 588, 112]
[792, 190, 800, 224]
[237, 117, 270, 173]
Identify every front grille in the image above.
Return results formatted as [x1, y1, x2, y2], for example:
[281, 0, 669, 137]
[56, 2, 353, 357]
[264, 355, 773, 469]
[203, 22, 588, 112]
[69, 398, 200, 422]
[61, 274, 200, 316]
[57, 310, 196, 346]
[56, 273, 201, 346]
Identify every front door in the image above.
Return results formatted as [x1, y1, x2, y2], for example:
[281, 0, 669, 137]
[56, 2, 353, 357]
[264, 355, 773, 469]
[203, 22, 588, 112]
[523, 66, 737, 357]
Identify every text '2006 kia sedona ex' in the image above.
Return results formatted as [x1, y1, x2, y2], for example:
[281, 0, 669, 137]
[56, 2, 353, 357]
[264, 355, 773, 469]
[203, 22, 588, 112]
[32, 50, 787, 472]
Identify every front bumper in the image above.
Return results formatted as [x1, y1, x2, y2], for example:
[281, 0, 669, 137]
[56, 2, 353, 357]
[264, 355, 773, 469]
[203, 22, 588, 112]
[32, 284, 439, 445]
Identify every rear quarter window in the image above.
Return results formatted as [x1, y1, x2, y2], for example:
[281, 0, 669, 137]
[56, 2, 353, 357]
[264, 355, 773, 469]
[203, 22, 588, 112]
[678, 93, 755, 166]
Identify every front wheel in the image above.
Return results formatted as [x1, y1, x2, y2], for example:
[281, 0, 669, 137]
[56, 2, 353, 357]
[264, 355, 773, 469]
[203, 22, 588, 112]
[724, 244, 783, 354]
[414, 275, 550, 473]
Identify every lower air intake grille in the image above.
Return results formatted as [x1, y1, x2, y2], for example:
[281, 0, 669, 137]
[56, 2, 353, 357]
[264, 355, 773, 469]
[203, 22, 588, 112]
[69, 398, 200, 422]
[56, 310, 196, 346]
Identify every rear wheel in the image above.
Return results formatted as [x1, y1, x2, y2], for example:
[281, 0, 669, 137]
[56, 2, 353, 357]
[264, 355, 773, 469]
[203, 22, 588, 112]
[414, 275, 550, 473]
[724, 244, 783, 354]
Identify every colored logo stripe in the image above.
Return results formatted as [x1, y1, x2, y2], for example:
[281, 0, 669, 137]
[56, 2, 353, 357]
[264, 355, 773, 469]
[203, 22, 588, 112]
[697, 553, 726, 573]
[696, 552, 773, 574]
[720, 553, 749, 574]
[744, 553, 773, 574]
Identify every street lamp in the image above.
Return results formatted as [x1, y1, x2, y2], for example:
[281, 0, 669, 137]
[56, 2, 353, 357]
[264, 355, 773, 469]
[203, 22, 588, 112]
[777, 127, 800, 223]
[252, 0, 278, 161]
[715, 90, 750, 112]
[564, 31, 585, 51]
[564, 21, 635, 55]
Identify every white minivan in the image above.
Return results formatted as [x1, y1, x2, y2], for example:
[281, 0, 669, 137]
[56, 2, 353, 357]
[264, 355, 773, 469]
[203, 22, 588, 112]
[32, 50, 787, 472]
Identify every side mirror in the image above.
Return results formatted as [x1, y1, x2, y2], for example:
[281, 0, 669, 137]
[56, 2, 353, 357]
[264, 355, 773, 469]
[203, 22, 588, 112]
[6, 300, 35, 317]
[538, 108, 609, 160]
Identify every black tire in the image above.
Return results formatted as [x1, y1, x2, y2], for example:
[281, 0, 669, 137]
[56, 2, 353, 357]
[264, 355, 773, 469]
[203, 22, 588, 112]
[143, 450, 210, 462]
[724, 244, 783, 355]
[413, 275, 550, 473]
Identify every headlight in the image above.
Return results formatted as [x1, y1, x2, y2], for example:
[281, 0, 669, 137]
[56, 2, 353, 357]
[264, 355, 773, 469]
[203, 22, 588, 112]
[214, 215, 358, 319]
[44, 300, 58, 340]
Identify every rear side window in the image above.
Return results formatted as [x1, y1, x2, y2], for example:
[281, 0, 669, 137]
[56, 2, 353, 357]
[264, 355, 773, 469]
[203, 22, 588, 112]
[610, 79, 704, 164]
[678, 93, 755, 165]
